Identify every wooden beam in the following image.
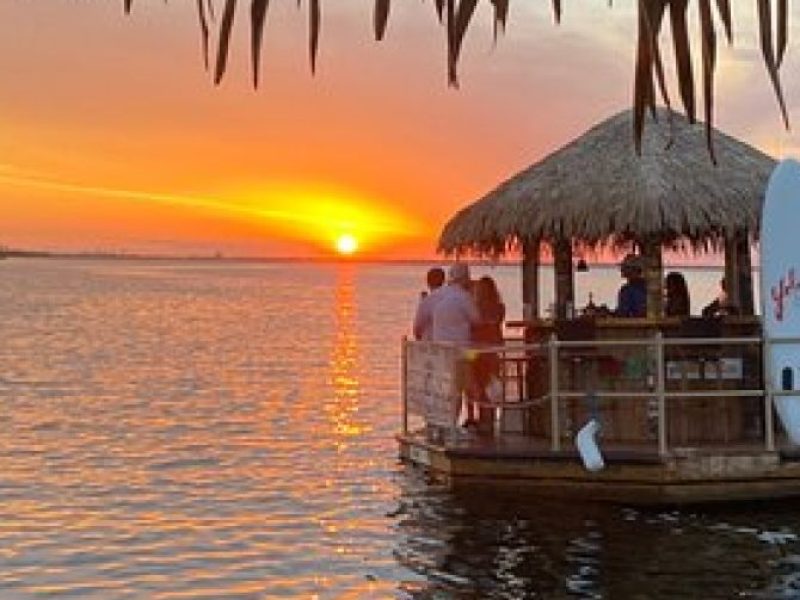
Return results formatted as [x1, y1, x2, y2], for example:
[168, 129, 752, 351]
[723, 232, 752, 314]
[521, 238, 540, 320]
[642, 237, 663, 319]
[553, 238, 574, 319]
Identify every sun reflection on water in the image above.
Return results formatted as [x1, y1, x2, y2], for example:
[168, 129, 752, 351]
[327, 265, 368, 439]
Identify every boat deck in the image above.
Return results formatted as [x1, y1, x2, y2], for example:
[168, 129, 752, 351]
[398, 428, 800, 504]
[399, 333, 800, 503]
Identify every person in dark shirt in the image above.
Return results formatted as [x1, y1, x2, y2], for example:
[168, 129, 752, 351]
[412, 267, 446, 340]
[615, 254, 647, 317]
[664, 271, 691, 317]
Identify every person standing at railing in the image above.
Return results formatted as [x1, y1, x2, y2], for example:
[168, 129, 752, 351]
[472, 276, 506, 432]
[432, 262, 481, 427]
[412, 267, 446, 340]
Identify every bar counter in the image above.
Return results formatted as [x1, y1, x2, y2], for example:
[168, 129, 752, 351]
[504, 315, 763, 446]
[506, 315, 761, 337]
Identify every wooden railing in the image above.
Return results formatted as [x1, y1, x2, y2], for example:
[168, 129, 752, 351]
[402, 332, 775, 456]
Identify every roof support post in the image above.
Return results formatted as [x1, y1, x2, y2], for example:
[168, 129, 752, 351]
[553, 237, 574, 319]
[642, 237, 663, 319]
[521, 238, 540, 320]
[724, 230, 754, 315]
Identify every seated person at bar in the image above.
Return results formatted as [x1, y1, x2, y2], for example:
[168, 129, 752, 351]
[702, 277, 739, 317]
[615, 254, 647, 317]
[664, 271, 691, 317]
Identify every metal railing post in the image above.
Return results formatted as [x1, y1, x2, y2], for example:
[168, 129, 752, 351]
[549, 333, 560, 451]
[655, 331, 667, 456]
[764, 337, 775, 451]
[401, 336, 409, 435]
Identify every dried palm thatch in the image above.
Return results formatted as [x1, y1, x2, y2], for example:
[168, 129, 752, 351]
[437, 108, 776, 256]
[122, 1, 791, 152]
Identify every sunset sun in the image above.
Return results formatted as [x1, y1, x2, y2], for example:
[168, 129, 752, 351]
[335, 234, 359, 255]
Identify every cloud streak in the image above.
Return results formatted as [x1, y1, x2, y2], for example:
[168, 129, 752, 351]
[0, 171, 421, 239]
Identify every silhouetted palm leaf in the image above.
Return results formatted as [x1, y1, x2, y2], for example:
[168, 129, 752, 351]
[251, 0, 270, 87]
[715, 0, 731, 42]
[633, 3, 656, 153]
[643, 0, 670, 110]
[375, 0, 391, 41]
[432, 0, 444, 23]
[777, 0, 787, 66]
[553, 0, 562, 23]
[214, 0, 237, 85]
[489, 0, 508, 40]
[446, 0, 456, 83]
[122, 0, 792, 153]
[756, 0, 789, 127]
[449, 0, 478, 86]
[698, 0, 717, 163]
[197, 0, 211, 70]
[309, 0, 320, 74]
[669, 0, 695, 122]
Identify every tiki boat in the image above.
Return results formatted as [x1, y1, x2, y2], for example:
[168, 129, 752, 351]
[398, 109, 800, 504]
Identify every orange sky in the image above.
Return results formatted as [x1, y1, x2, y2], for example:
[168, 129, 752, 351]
[0, 2, 798, 259]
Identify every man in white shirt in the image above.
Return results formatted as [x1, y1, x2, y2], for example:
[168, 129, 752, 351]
[432, 262, 480, 343]
[412, 267, 445, 340]
[432, 262, 482, 429]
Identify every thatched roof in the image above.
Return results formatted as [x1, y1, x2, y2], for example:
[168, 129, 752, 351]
[439, 108, 776, 255]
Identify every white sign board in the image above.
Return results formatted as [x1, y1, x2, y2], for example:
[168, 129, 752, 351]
[761, 159, 800, 444]
[405, 342, 464, 428]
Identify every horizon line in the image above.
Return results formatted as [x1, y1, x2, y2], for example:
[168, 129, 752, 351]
[1, 247, 732, 269]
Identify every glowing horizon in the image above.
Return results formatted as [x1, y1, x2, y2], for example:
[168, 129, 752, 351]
[0, 170, 426, 257]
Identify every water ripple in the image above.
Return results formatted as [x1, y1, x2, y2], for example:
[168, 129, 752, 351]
[0, 259, 797, 598]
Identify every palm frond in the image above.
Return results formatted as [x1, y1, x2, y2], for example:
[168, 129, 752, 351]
[715, 0, 731, 43]
[434, 0, 445, 23]
[309, 0, 320, 74]
[121, 0, 792, 152]
[698, 0, 717, 164]
[757, 0, 789, 127]
[777, 0, 787, 66]
[448, 0, 479, 87]
[375, 0, 390, 41]
[213, 0, 237, 85]
[251, 0, 270, 87]
[669, 0, 695, 122]
[197, 0, 211, 70]
[489, 0, 509, 40]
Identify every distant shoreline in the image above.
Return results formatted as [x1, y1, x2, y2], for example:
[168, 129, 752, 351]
[0, 249, 731, 270]
[1, 249, 507, 267]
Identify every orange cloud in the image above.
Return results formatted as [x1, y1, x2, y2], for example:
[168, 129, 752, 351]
[0, 171, 423, 256]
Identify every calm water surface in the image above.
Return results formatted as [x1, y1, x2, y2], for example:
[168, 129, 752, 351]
[0, 258, 797, 599]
